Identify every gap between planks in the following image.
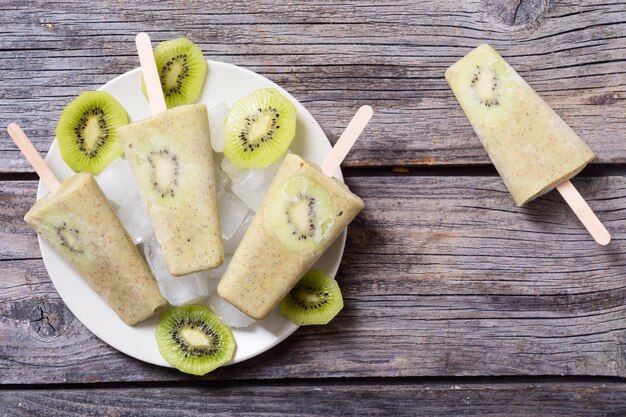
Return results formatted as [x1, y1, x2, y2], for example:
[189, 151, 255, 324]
[1, 374, 626, 390]
[1, 164, 626, 182]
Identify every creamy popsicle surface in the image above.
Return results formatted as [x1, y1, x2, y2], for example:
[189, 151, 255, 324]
[218, 154, 364, 320]
[445, 44, 595, 207]
[24, 172, 166, 325]
[117, 104, 223, 276]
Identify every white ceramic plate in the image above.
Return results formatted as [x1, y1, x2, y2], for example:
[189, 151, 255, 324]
[37, 60, 347, 368]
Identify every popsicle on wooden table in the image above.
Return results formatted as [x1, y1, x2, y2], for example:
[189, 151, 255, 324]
[8, 124, 166, 326]
[218, 106, 372, 320]
[445, 44, 610, 245]
[116, 33, 223, 276]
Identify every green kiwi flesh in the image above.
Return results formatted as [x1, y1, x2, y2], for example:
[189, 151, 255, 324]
[141, 38, 207, 109]
[268, 175, 335, 251]
[156, 304, 235, 376]
[280, 270, 344, 325]
[223, 88, 296, 168]
[55, 91, 128, 174]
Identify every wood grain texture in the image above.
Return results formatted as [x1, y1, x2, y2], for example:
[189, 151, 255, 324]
[2, 381, 626, 416]
[1, 175, 624, 383]
[0, 0, 624, 172]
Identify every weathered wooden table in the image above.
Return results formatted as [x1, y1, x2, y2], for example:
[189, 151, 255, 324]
[1, 1, 625, 415]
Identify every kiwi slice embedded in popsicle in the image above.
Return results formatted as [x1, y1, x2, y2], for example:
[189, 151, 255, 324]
[268, 175, 335, 251]
[280, 270, 344, 326]
[141, 37, 207, 109]
[223, 88, 296, 168]
[155, 304, 236, 376]
[445, 44, 518, 123]
[55, 91, 128, 174]
[31, 213, 92, 266]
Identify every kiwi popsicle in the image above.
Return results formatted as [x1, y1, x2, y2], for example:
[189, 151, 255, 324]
[445, 44, 595, 207]
[24, 172, 166, 325]
[117, 104, 224, 276]
[218, 153, 365, 320]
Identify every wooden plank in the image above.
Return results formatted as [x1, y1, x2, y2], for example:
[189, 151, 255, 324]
[0, 0, 624, 172]
[1, 382, 626, 416]
[0, 180, 39, 260]
[1, 175, 624, 383]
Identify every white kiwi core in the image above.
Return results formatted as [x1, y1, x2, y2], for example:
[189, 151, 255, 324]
[248, 114, 272, 145]
[180, 327, 212, 348]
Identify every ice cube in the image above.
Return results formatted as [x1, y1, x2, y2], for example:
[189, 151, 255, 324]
[117, 192, 153, 244]
[218, 192, 251, 240]
[231, 171, 272, 212]
[206, 255, 231, 293]
[230, 158, 282, 212]
[207, 275, 221, 295]
[223, 212, 253, 255]
[214, 165, 230, 195]
[143, 236, 209, 306]
[209, 102, 230, 153]
[208, 292, 256, 328]
[96, 157, 137, 206]
[220, 157, 249, 182]
[206, 255, 232, 280]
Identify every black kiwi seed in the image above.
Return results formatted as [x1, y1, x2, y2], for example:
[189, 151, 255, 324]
[160, 54, 190, 97]
[240, 106, 280, 153]
[171, 319, 221, 358]
[155, 304, 236, 376]
[290, 283, 330, 311]
[470, 65, 500, 107]
[280, 270, 344, 326]
[142, 38, 207, 109]
[73, 107, 109, 158]
[286, 193, 318, 240]
[55, 222, 84, 254]
[56, 91, 128, 174]
[147, 149, 180, 198]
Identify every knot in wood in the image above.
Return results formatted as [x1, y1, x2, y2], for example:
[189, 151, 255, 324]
[485, 0, 549, 29]
[29, 301, 67, 341]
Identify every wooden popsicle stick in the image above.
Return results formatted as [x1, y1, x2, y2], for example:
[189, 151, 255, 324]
[135, 32, 167, 116]
[556, 180, 610, 245]
[7, 123, 60, 193]
[321, 105, 373, 177]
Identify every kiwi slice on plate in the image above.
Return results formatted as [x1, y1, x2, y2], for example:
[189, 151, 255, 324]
[55, 91, 128, 174]
[268, 175, 335, 251]
[141, 38, 207, 109]
[156, 304, 235, 376]
[280, 270, 344, 326]
[223, 88, 296, 168]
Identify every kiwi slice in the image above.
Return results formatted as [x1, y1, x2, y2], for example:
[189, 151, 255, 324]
[223, 88, 296, 168]
[156, 304, 236, 376]
[55, 221, 84, 254]
[470, 65, 501, 107]
[280, 270, 344, 325]
[29, 212, 92, 266]
[268, 175, 335, 251]
[123, 132, 192, 209]
[445, 45, 516, 124]
[146, 148, 180, 198]
[55, 91, 128, 174]
[141, 38, 207, 109]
